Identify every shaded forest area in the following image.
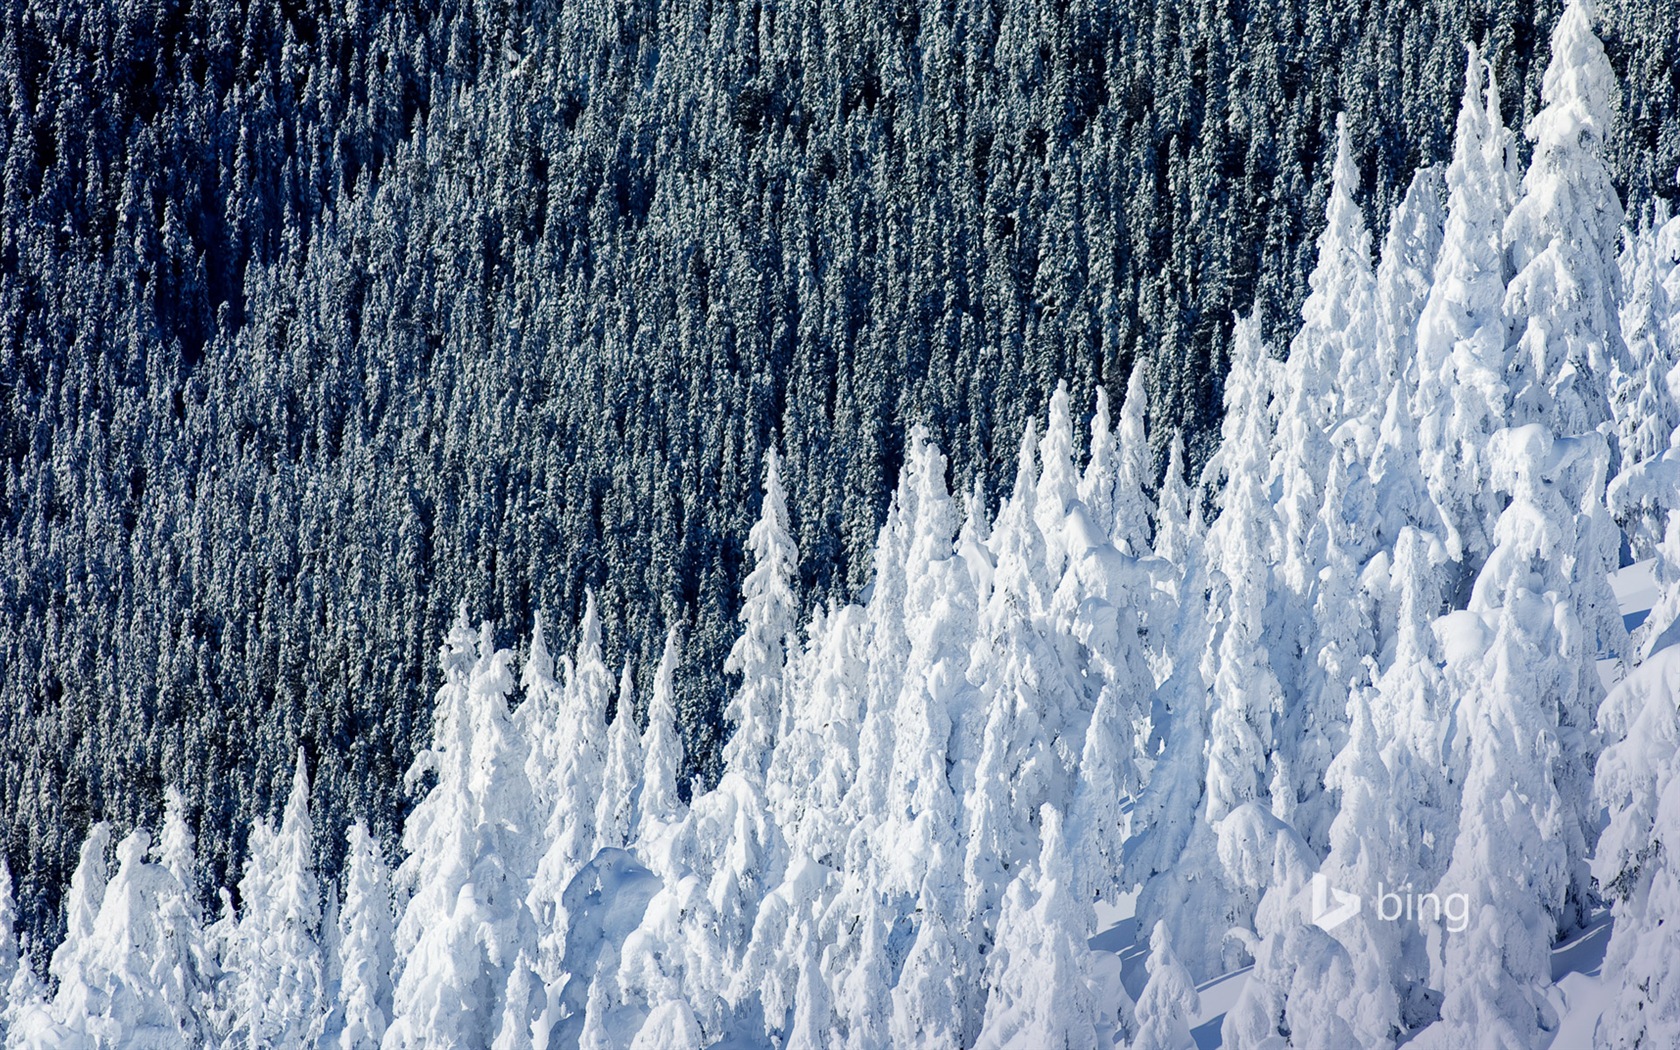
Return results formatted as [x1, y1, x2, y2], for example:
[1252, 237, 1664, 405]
[1, 0, 1676, 951]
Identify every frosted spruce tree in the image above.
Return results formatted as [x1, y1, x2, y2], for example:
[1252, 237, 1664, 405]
[335, 822, 395, 1050]
[1504, 0, 1627, 441]
[1413, 45, 1518, 572]
[387, 616, 533, 1049]
[529, 595, 611, 972]
[636, 628, 687, 846]
[1593, 645, 1680, 1049]
[595, 666, 644, 854]
[1203, 316, 1286, 893]
[1271, 115, 1377, 669]
[1133, 921, 1199, 1050]
[723, 447, 800, 786]
[48, 831, 204, 1048]
[1369, 166, 1446, 542]
[975, 807, 1113, 1050]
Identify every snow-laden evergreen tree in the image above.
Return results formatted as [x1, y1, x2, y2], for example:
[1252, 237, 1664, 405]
[595, 666, 644, 854]
[1203, 315, 1285, 854]
[1317, 117, 1383, 435]
[1413, 46, 1519, 571]
[151, 788, 214, 1044]
[46, 831, 198, 1048]
[529, 594, 610, 967]
[890, 861, 967, 1048]
[48, 822, 111, 1015]
[1133, 921, 1199, 1050]
[1468, 425, 1619, 930]
[723, 448, 800, 786]
[1504, 0, 1627, 440]
[962, 426, 1068, 965]
[735, 855, 832, 1044]
[1610, 208, 1680, 557]
[2, 940, 49, 1045]
[1271, 116, 1377, 645]
[1283, 440, 1378, 853]
[636, 628, 687, 844]
[765, 601, 867, 865]
[879, 431, 971, 898]
[1080, 386, 1121, 542]
[1426, 597, 1567, 1049]
[1593, 644, 1680, 1049]
[1062, 499, 1155, 901]
[1131, 520, 1232, 983]
[1220, 809, 1374, 1050]
[1615, 215, 1679, 479]
[1317, 685, 1413, 1046]
[0, 861, 15, 1000]
[975, 806, 1112, 1050]
[1375, 164, 1446, 427]
[1110, 365, 1156, 557]
[387, 616, 533, 1048]
[1034, 382, 1083, 579]
[1369, 166, 1446, 542]
[1151, 431, 1196, 570]
[335, 822, 395, 1050]
[231, 751, 326, 1049]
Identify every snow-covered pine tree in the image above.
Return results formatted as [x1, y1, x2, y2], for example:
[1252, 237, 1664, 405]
[336, 822, 395, 1050]
[636, 627, 687, 845]
[228, 750, 327, 1049]
[1427, 591, 1569, 1049]
[529, 594, 610, 967]
[975, 806, 1113, 1050]
[1610, 208, 1680, 558]
[1112, 364, 1156, 557]
[1504, 0, 1627, 441]
[881, 432, 971, 897]
[1374, 164, 1446, 433]
[1284, 441, 1378, 853]
[1202, 315, 1285, 849]
[152, 788, 214, 1044]
[387, 616, 533, 1048]
[1034, 382, 1083, 579]
[1151, 431, 1196, 570]
[1413, 45, 1518, 572]
[1220, 809, 1371, 1050]
[50, 830, 205, 1047]
[723, 448, 800, 787]
[1271, 116, 1376, 635]
[764, 601, 867, 866]
[1369, 166, 1446, 544]
[962, 425, 1067, 962]
[1134, 921, 1199, 1050]
[0, 860, 15, 998]
[1593, 644, 1680, 1049]
[595, 665, 644, 854]
[1079, 386, 1120, 542]
[1469, 425, 1619, 930]
[48, 821, 111, 1020]
[1615, 216, 1678, 485]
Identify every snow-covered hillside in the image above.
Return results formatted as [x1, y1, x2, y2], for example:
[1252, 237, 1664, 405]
[5, 0, 1680, 1047]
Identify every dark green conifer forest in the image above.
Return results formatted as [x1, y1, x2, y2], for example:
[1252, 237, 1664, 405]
[1, 0, 1676, 951]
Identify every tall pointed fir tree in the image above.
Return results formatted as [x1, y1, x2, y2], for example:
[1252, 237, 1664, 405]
[1593, 644, 1680, 1049]
[1413, 46, 1518, 572]
[529, 595, 610, 976]
[335, 822, 395, 1050]
[636, 628, 687, 846]
[387, 616, 534, 1048]
[1504, 0, 1627, 442]
[722, 447, 800, 787]
[595, 666, 644, 854]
